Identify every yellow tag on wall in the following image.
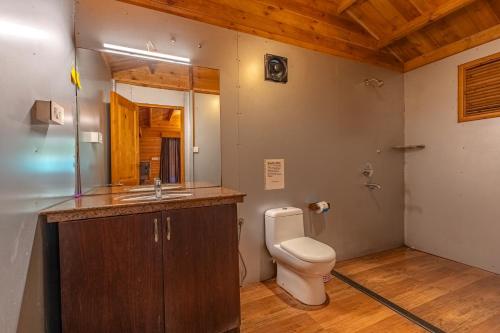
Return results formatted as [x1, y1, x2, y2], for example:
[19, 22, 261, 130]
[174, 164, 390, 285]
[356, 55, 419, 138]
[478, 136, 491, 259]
[71, 66, 82, 89]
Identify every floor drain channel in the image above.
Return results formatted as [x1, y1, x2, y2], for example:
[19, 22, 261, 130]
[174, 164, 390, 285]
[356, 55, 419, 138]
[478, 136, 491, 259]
[331, 270, 446, 333]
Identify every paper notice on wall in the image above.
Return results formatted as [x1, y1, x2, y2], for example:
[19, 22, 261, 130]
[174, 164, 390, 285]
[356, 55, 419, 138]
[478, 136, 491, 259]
[264, 159, 285, 190]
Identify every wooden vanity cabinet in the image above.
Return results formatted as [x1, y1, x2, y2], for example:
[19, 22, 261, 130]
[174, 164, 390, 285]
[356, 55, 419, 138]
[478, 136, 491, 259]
[163, 205, 240, 332]
[59, 212, 164, 333]
[58, 204, 240, 333]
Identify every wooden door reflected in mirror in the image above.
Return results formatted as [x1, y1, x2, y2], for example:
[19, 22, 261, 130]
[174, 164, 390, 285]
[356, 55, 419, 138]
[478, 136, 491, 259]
[111, 94, 185, 186]
[137, 103, 184, 185]
[110, 92, 139, 186]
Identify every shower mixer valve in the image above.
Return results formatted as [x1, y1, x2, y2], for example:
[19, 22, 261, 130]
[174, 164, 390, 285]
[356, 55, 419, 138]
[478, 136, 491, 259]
[361, 163, 382, 190]
[361, 163, 374, 178]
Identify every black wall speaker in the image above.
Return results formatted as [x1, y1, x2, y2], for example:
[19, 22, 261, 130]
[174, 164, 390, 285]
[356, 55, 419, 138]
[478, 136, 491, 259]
[265, 54, 288, 83]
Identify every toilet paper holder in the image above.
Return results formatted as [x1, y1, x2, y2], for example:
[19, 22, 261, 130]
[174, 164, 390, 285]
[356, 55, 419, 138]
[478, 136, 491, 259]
[308, 201, 331, 214]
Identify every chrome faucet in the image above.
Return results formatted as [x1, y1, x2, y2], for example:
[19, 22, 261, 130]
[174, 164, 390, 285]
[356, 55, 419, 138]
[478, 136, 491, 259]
[154, 178, 162, 199]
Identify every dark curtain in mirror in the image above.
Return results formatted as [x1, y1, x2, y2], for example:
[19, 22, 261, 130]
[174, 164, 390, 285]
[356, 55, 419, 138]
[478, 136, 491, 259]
[160, 138, 181, 183]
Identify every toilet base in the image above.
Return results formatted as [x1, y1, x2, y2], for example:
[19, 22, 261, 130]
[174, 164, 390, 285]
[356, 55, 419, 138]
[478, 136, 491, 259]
[276, 263, 327, 306]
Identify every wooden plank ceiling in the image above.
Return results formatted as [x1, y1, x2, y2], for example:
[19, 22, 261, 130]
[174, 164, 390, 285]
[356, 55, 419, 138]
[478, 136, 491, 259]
[119, 0, 500, 72]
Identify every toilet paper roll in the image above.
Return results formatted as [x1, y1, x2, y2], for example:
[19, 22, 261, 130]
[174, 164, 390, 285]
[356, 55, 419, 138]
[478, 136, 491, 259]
[309, 201, 331, 214]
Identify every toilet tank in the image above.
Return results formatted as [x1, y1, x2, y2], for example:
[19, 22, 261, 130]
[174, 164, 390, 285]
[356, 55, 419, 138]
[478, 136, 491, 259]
[265, 207, 304, 248]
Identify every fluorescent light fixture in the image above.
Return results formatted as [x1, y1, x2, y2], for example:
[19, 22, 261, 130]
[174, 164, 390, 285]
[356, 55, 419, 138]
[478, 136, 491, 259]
[103, 43, 190, 64]
[0, 19, 49, 40]
[101, 49, 191, 66]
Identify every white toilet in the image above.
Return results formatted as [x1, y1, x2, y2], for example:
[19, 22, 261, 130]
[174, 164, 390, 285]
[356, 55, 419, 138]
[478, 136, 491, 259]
[265, 207, 336, 305]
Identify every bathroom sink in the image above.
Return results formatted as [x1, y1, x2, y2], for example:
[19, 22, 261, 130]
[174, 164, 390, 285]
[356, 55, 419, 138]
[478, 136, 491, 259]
[119, 192, 193, 202]
[128, 185, 182, 192]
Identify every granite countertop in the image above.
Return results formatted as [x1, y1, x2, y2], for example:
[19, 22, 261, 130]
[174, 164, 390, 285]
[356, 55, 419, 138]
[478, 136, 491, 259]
[40, 187, 245, 223]
[83, 181, 219, 196]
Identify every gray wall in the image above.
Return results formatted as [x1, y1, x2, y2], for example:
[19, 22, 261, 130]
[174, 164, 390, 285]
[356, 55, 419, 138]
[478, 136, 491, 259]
[237, 34, 405, 281]
[404, 39, 500, 274]
[76, 0, 405, 283]
[77, 48, 111, 192]
[0, 0, 76, 332]
[193, 93, 221, 186]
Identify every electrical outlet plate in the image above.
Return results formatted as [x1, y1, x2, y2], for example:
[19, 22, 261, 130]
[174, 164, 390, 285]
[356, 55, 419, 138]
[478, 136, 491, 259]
[81, 131, 101, 143]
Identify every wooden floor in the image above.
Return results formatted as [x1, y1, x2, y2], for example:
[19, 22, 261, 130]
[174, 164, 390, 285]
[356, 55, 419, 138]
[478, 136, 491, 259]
[240, 247, 500, 333]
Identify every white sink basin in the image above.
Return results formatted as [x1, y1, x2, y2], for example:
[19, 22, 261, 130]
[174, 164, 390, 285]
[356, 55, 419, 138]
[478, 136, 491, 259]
[128, 185, 182, 192]
[119, 192, 193, 202]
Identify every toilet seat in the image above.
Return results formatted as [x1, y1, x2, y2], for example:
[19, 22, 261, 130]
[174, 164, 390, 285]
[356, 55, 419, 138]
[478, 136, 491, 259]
[280, 237, 336, 263]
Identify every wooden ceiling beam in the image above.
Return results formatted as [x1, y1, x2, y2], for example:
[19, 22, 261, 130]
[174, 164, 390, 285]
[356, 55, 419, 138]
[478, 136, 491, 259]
[292, 0, 338, 13]
[337, 0, 359, 15]
[199, 0, 378, 49]
[206, 0, 377, 49]
[346, 10, 381, 40]
[255, 0, 367, 35]
[119, 0, 402, 71]
[165, 109, 174, 121]
[486, 0, 500, 21]
[387, 47, 404, 63]
[377, 0, 480, 49]
[120, 0, 377, 49]
[345, 9, 404, 65]
[404, 24, 500, 71]
[407, 0, 431, 14]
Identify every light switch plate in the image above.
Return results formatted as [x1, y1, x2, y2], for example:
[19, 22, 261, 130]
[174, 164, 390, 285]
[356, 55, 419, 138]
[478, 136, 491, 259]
[193, 146, 199, 153]
[50, 102, 64, 125]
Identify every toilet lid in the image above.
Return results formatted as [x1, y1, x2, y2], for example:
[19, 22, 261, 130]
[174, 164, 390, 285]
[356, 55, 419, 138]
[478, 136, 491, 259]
[280, 237, 336, 263]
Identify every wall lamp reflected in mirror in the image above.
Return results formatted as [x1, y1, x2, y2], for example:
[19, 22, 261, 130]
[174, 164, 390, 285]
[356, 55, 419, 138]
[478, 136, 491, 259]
[102, 43, 191, 65]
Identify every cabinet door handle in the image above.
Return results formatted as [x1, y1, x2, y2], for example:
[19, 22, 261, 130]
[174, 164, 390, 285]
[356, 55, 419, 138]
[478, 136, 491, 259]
[154, 218, 159, 243]
[167, 217, 171, 241]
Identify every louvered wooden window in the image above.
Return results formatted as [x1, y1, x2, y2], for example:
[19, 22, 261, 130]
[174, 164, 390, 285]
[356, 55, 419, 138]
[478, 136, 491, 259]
[458, 52, 500, 122]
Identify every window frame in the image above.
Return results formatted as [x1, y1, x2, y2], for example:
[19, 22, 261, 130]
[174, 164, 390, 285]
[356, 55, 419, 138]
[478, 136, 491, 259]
[458, 51, 500, 123]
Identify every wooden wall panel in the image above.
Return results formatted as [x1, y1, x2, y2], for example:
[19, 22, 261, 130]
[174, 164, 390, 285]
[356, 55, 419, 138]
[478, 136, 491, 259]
[139, 109, 182, 182]
[192, 67, 220, 94]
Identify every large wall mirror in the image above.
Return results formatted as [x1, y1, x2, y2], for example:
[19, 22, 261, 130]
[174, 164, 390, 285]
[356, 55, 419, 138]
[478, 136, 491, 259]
[76, 47, 221, 193]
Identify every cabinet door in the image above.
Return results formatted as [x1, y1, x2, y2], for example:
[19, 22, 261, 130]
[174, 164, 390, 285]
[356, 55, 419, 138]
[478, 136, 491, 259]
[59, 212, 164, 333]
[163, 204, 240, 332]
